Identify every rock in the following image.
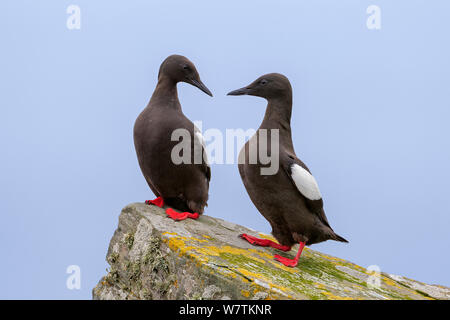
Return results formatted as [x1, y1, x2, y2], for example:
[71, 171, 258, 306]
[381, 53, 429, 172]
[92, 203, 450, 300]
[202, 285, 221, 299]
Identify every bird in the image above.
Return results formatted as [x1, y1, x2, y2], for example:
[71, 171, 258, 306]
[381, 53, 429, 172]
[134, 55, 212, 221]
[227, 73, 348, 267]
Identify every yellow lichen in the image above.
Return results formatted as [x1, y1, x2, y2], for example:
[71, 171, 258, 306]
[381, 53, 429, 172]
[321, 291, 356, 300]
[162, 232, 178, 236]
[236, 268, 292, 296]
[382, 276, 402, 289]
[314, 283, 326, 289]
[190, 237, 209, 243]
[156, 230, 432, 301]
[257, 233, 276, 241]
[241, 290, 250, 297]
[248, 248, 273, 260]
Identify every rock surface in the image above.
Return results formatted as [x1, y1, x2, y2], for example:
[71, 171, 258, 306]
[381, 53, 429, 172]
[93, 203, 450, 300]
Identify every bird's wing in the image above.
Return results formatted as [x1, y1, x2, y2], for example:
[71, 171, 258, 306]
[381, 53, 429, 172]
[283, 154, 331, 228]
[193, 129, 211, 182]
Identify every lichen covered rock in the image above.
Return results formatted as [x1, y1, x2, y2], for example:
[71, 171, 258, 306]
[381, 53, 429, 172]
[92, 203, 449, 300]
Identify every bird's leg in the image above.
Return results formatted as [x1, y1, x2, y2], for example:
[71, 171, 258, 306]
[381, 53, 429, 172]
[239, 233, 291, 252]
[165, 208, 199, 221]
[145, 196, 164, 208]
[274, 242, 306, 267]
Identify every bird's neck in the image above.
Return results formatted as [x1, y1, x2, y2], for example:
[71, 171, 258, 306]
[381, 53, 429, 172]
[149, 76, 181, 110]
[261, 95, 293, 130]
[260, 95, 294, 151]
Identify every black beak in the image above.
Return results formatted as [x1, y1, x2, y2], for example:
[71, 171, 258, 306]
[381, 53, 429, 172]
[190, 79, 213, 97]
[227, 87, 251, 96]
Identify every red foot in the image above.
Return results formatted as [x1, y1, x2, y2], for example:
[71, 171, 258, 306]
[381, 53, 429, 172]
[145, 197, 164, 208]
[165, 208, 199, 221]
[274, 254, 299, 267]
[274, 242, 306, 268]
[239, 233, 291, 252]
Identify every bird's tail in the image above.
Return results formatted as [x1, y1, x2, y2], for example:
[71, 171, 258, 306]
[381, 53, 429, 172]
[164, 197, 192, 213]
[332, 232, 349, 243]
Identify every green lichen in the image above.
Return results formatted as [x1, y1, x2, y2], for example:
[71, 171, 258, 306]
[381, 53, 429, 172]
[104, 267, 119, 285]
[415, 290, 433, 299]
[143, 237, 161, 264]
[143, 236, 169, 274]
[108, 252, 119, 264]
[218, 252, 321, 299]
[126, 260, 141, 281]
[152, 274, 175, 295]
[141, 287, 153, 299]
[124, 232, 134, 249]
[187, 292, 203, 300]
[94, 205, 449, 300]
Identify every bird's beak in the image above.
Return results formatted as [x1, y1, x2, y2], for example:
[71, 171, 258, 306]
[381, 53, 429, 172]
[190, 78, 213, 97]
[227, 87, 251, 96]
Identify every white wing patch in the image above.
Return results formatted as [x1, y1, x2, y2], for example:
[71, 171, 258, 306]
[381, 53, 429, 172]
[194, 131, 209, 165]
[195, 131, 206, 148]
[290, 164, 322, 200]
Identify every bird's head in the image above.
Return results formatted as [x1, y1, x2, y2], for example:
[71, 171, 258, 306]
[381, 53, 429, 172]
[158, 55, 213, 96]
[227, 73, 292, 101]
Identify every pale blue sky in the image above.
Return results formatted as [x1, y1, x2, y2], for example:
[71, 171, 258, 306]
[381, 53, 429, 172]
[1, 1, 449, 299]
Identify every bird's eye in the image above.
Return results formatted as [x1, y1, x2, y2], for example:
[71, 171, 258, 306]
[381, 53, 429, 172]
[183, 65, 190, 70]
[260, 79, 267, 85]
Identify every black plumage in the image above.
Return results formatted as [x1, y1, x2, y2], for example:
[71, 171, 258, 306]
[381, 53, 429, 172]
[134, 55, 212, 218]
[228, 73, 347, 266]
